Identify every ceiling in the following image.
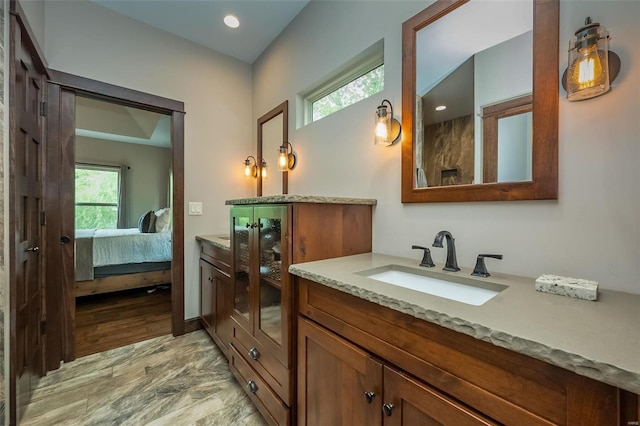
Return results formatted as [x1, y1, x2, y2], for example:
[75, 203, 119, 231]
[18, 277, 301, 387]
[76, 96, 171, 148]
[90, 0, 310, 64]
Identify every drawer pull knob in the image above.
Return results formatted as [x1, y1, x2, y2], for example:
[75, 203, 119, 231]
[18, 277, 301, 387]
[26, 246, 39, 252]
[364, 391, 375, 404]
[248, 347, 260, 360]
[247, 380, 258, 394]
[382, 403, 394, 417]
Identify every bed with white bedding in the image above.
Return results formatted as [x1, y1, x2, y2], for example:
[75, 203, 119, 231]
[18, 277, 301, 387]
[75, 228, 172, 297]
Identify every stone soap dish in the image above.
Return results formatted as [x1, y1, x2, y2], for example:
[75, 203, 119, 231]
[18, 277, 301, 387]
[535, 274, 598, 301]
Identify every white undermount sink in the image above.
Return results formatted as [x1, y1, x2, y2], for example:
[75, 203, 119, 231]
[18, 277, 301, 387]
[357, 265, 507, 306]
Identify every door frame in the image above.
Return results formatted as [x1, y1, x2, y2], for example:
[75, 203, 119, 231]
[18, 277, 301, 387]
[45, 69, 186, 365]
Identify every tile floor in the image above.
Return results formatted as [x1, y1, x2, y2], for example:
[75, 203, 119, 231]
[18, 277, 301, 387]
[20, 331, 267, 425]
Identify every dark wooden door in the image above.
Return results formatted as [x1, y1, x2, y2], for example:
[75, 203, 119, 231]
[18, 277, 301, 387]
[44, 84, 76, 371]
[382, 366, 498, 426]
[9, 12, 47, 424]
[297, 317, 382, 426]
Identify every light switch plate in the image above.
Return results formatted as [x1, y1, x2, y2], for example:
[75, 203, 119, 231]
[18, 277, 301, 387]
[188, 202, 203, 216]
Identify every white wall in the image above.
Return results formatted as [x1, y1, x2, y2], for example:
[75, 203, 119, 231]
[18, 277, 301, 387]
[76, 137, 171, 227]
[44, 0, 254, 318]
[253, 0, 640, 295]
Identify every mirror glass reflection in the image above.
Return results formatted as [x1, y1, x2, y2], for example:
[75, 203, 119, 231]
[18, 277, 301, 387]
[261, 113, 284, 197]
[415, 0, 533, 188]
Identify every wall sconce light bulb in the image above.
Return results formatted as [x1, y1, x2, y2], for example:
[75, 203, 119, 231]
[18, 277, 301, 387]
[261, 160, 268, 179]
[278, 150, 288, 170]
[375, 120, 389, 139]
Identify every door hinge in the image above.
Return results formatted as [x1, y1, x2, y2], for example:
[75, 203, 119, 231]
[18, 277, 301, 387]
[40, 101, 47, 117]
[40, 320, 46, 335]
[40, 211, 46, 226]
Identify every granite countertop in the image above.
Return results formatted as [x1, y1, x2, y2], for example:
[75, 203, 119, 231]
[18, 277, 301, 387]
[289, 253, 640, 394]
[225, 194, 377, 206]
[195, 234, 230, 250]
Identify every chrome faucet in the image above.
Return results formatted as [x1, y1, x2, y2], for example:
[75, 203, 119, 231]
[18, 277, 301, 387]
[432, 230, 460, 272]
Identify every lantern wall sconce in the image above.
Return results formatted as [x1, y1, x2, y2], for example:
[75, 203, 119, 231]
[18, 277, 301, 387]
[244, 156, 258, 178]
[277, 142, 297, 172]
[562, 17, 621, 101]
[375, 99, 402, 146]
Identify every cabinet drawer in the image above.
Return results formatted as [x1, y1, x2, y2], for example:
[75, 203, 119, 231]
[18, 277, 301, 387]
[232, 321, 291, 405]
[230, 343, 290, 426]
[200, 242, 231, 272]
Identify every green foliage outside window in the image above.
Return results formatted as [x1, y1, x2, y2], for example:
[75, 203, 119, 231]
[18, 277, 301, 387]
[75, 167, 119, 229]
[312, 65, 384, 122]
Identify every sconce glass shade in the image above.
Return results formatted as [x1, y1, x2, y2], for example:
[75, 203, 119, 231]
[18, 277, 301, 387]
[277, 142, 297, 172]
[566, 18, 611, 101]
[244, 156, 257, 179]
[375, 99, 401, 146]
[261, 160, 268, 179]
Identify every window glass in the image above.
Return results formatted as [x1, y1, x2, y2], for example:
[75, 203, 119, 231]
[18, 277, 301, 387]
[311, 65, 384, 122]
[75, 164, 120, 229]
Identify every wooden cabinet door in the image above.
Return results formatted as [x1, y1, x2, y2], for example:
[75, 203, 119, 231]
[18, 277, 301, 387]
[382, 366, 498, 426]
[199, 259, 215, 337]
[298, 318, 382, 426]
[254, 205, 292, 367]
[214, 265, 233, 356]
[230, 206, 254, 333]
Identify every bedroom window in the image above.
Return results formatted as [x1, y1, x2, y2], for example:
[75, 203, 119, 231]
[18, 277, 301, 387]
[75, 164, 122, 229]
[302, 40, 384, 125]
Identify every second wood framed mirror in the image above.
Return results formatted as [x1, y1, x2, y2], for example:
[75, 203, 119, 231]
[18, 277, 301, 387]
[258, 101, 289, 196]
[401, 0, 558, 203]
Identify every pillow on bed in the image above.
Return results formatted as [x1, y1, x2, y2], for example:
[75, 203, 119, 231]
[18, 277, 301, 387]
[155, 208, 172, 233]
[138, 210, 156, 233]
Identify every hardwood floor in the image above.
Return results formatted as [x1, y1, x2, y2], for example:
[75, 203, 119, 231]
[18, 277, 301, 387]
[75, 286, 172, 358]
[21, 331, 267, 425]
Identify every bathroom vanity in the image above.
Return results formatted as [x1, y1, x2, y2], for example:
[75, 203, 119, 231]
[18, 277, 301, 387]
[291, 253, 640, 425]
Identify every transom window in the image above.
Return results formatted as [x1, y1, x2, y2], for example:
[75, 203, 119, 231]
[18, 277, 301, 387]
[303, 40, 384, 125]
[75, 164, 121, 229]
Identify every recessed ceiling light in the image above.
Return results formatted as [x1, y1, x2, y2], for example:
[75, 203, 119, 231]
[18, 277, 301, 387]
[435, 105, 447, 111]
[224, 15, 240, 29]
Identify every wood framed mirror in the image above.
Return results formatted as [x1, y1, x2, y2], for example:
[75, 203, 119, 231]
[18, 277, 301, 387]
[401, 0, 558, 203]
[258, 100, 289, 196]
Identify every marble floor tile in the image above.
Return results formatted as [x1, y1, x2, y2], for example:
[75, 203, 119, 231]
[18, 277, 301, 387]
[20, 331, 267, 426]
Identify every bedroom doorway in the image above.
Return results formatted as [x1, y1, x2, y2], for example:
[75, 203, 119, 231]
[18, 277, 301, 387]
[73, 96, 174, 357]
[44, 71, 186, 370]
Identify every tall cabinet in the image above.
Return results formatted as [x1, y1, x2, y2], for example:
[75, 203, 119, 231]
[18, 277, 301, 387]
[226, 197, 374, 426]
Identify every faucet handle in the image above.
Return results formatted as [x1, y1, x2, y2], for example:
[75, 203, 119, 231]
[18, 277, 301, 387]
[471, 254, 503, 278]
[411, 245, 435, 268]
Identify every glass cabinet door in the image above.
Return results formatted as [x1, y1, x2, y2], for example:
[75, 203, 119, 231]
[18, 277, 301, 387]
[255, 206, 289, 361]
[231, 207, 253, 328]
